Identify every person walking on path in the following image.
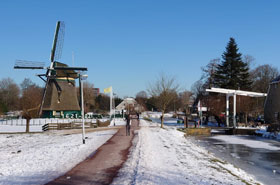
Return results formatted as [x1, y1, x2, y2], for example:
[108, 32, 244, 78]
[125, 113, 131, 136]
[136, 112, 140, 127]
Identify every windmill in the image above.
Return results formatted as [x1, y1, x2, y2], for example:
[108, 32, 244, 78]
[14, 21, 87, 118]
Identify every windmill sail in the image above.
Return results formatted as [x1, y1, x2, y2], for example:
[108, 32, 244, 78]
[14, 60, 45, 69]
[50, 21, 65, 64]
[39, 21, 65, 116]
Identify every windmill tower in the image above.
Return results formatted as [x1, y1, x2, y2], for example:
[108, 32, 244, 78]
[14, 21, 87, 118]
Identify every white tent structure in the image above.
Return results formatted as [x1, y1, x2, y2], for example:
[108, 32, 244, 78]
[206, 87, 267, 128]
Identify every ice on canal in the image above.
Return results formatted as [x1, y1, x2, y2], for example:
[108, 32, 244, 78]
[212, 135, 280, 151]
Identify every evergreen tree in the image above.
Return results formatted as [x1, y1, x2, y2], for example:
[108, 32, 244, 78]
[214, 37, 252, 90]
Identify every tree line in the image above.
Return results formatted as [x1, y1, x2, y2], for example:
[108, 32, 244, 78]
[0, 78, 122, 116]
[139, 37, 279, 127]
[191, 37, 279, 124]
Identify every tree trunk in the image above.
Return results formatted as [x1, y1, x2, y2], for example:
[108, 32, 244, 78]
[184, 115, 188, 128]
[26, 118, 30, 133]
[161, 111, 164, 128]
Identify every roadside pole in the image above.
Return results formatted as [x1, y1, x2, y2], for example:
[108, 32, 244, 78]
[80, 74, 87, 144]
[113, 90, 116, 126]
[110, 87, 112, 121]
[198, 100, 202, 128]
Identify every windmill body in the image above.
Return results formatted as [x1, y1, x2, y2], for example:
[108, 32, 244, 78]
[41, 62, 82, 118]
[15, 21, 87, 118]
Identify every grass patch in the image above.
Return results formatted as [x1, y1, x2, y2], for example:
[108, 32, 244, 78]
[177, 128, 186, 133]
[185, 128, 211, 136]
[208, 165, 223, 172]
[210, 158, 227, 165]
[143, 117, 152, 122]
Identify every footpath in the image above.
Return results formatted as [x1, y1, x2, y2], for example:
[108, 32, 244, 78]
[47, 119, 139, 185]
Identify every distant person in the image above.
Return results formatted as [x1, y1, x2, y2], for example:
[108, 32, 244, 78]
[125, 114, 131, 136]
[136, 112, 140, 126]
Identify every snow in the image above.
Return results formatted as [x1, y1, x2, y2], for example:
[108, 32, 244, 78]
[147, 111, 174, 119]
[0, 125, 43, 133]
[212, 135, 280, 151]
[0, 119, 43, 133]
[0, 129, 117, 185]
[109, 118, 126, 126]
[112, 119, 261, 185]
[140, 119, 159, 127]
[0, 118, 108, 133]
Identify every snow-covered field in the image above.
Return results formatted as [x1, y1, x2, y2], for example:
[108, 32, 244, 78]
[0, 129, 117, 185]
[0, 125, 43, 133]
[109, 118, 126, 126]
[0, 118, 108, 133]
[112, 119, 261, 185]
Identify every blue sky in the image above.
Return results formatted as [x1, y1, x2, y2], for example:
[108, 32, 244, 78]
[0, 0, 280, 97]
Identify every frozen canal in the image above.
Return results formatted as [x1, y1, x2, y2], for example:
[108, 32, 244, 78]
[195, 135, 280, 185]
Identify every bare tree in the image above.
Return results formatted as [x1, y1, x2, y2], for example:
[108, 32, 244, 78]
[249, 64, 279, 118]
[135, 91, 148, 111]
[179, 91, 192, 111]
[201, 58, 220, 88]
[83, 82, 96, 113]
[191, 80, 204, 100]
[20, 78, 36, 91]
[147, 74, 179, 128]
[178, 91, 193, 128]
[243, 55, 255, 69]
[0, 78, 20, 112]
[136, 91, 148, 99]
[250, 64, 279, 93]
[95, 94, 110, 113]
[20, 85, 42, 132]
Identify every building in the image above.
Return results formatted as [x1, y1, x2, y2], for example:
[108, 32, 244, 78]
[264, 75, 280, 124]
[116, 98, 145, 113]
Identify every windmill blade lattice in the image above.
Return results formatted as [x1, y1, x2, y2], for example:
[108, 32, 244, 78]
[54, 21, 65, 62]
[14, 60, 45, 69]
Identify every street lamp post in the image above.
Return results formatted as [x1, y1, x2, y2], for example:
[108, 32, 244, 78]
[79, 74, 88, 144]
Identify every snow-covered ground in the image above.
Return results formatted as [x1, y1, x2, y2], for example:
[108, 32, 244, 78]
[0, 125, 43, 133]
[109, 118, 126, 126]
[112, 119, 261, 185]
[0, 118, 108, 133]
[0, 129, 117, 185]
[146, 111, 173, 119]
